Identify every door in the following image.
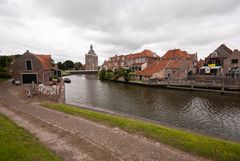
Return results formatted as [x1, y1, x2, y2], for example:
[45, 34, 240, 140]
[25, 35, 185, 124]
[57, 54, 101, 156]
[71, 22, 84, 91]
[22, 74, 37, 84]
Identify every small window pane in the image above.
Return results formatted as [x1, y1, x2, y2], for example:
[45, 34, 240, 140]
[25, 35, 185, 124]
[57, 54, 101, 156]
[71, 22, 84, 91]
[26, 60, 32, 70]
[232, 59, 238, 64]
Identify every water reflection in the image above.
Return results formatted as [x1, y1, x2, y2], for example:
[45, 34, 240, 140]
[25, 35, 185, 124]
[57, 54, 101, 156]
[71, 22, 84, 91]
[65, 75, 240, 141]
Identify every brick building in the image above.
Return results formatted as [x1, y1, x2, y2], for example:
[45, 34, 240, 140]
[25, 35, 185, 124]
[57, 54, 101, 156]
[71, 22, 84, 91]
[13, 50, 53, 84]
[200, 44, 233, 75]
[126, 50, 160, 73]
[85, 44, 98, 70]
[101, 49, 160, 72]
[223, 49, 240, 77]
[136, 49, 196, 81]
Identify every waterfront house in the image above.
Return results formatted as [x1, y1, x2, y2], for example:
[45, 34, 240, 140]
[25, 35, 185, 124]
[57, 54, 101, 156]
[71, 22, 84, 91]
[13, 50, 53, 84]
[135, 60, 171, 82]
[136, 49, 196, 82]
[165, 59, 194, 80]
[136, 59, 194, 82]
[126, 49, 160, 73]
[162, 49, 198, 73]
[200, 44, 233, 75]
[106, 55, 127, 71]
[223, 49, 240, 77]
[101, 49, 160, 72]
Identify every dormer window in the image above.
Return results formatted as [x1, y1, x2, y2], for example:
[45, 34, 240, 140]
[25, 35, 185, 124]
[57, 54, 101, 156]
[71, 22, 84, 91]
[211, 52, 217, 57]
[25, 60, 32, 70]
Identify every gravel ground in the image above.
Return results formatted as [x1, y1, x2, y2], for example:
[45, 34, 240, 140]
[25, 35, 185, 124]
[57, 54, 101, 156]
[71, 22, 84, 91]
[0, 81, 209, 161]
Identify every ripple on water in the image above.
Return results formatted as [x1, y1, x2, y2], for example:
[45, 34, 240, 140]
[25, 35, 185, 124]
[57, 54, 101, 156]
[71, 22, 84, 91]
[65, 75, 240, 141]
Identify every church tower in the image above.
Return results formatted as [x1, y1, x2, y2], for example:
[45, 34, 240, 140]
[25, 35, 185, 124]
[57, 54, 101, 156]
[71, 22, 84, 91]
[85, 44, 98, 70]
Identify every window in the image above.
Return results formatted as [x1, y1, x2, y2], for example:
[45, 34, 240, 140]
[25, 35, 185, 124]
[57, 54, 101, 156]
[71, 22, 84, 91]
[26, 60, 32, 70]
[211, 52, 217, 57]
[232, 59, 238, 64]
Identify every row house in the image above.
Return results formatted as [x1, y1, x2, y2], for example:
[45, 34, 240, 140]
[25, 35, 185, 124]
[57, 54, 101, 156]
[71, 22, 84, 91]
[162, 49, 198, 73]
[136, 49, 196, 81]
[102, 54, 126, 71]
[101, 49, 160, 72]
[223, 49, 240, 76]
[200, 44, 233, 75]
[136, 59, 194, 82]
[126, 50, 160, 73]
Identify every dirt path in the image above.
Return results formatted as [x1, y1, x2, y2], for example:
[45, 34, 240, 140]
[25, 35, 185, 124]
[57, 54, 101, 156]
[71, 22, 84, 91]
[0, 82, 209, 161]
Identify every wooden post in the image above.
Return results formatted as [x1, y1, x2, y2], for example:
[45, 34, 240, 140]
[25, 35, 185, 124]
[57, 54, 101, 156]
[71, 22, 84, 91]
[221, 79, 225, 95]
[191, 80, 194, 91]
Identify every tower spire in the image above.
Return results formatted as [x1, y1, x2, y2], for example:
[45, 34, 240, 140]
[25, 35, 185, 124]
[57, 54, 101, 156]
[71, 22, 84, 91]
[90, 44, 93, 51]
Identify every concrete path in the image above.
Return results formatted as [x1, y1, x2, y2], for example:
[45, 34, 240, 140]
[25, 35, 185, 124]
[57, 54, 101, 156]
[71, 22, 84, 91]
[0, 82, 208, 161]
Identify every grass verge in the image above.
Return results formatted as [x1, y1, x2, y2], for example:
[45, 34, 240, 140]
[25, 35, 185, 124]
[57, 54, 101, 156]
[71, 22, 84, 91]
[61, 70, 71, 76]
[0, 113, 62, 161]
[42, 102, 240, 161]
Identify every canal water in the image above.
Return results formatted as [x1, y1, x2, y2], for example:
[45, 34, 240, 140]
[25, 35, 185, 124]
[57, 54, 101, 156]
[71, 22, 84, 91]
[65, 74, 240, 141]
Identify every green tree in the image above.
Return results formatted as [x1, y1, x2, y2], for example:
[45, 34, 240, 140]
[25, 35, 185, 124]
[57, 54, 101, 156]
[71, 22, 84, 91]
[113, 68, 125, 80]
[123, 69, 131, 82]
[0, 56, 12, 68]
[63, 60, 74, 70]
[105, 70, 114, 80]
[57, 62, 65, 70]
[74, 62, 83, 70]
[98, 69, 106, 79]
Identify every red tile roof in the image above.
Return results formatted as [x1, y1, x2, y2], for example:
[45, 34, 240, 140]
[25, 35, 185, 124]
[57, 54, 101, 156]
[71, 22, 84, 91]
[162, 49, 189, 60]
[166, 60, 182, 69]
[127, 49, 159, 60]
[136, 60, 170, 76]
[130, 62, 145, 66]
[35, 54, 52, 70]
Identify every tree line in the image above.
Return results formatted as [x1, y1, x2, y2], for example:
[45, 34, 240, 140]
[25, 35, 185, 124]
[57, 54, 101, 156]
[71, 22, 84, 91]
[0, 55, 12, 78]
[57, 60, 83, 70]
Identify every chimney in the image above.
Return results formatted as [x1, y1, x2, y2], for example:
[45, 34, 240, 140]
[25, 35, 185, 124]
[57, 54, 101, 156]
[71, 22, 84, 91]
[153, 52, 157, 57]
[26, 50, 29, 53]
[234, 49, 239, 53]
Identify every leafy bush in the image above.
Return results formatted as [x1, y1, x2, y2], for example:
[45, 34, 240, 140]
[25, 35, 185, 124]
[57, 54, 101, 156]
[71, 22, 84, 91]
[98, 68, 132, 82]
[0, 71, 11, 79]
[0, 67, 7, 72]
[98, 69, 106, 79]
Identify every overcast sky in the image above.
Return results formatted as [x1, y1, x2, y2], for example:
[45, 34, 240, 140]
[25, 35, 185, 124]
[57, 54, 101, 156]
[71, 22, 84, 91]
[0, 0, 240, 64]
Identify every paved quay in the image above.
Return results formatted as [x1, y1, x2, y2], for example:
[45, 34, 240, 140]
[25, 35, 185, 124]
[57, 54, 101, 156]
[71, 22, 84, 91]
[0, 82, 209, 161]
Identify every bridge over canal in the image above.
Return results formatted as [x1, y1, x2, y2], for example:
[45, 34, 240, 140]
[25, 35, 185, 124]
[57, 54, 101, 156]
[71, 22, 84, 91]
[66, 70, 98, 75]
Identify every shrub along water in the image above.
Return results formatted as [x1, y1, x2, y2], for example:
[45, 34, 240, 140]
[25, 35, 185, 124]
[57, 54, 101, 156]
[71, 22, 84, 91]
[98, 68, 132, 82]
[42, 103, 240, 161]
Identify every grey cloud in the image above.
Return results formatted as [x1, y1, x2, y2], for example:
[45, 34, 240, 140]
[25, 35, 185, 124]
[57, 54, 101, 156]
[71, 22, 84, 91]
[1, 0, 240, 63]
